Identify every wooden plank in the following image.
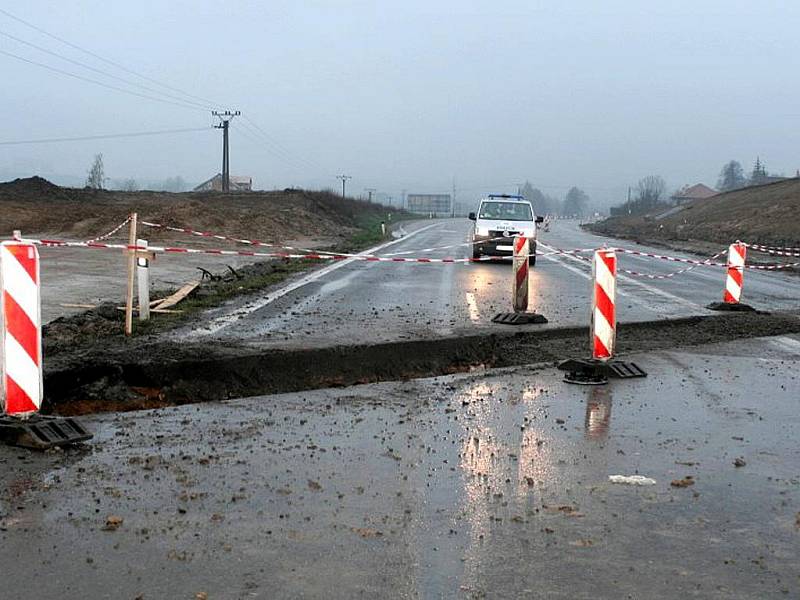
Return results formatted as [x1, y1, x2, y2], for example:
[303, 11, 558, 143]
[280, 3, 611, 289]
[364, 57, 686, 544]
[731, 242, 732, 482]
[116, 307, 183, 314]
[60, 303, 97, 309]
[151, 280, 200, 310]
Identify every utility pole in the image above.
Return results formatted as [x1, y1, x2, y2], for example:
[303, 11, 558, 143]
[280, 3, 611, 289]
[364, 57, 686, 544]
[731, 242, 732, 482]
[451, 177, 456, 218]
[337, 174, 352, 198]
[401, 189, 407, 209]
[364, 187, 376, 203]
[212, 110, 240, 192]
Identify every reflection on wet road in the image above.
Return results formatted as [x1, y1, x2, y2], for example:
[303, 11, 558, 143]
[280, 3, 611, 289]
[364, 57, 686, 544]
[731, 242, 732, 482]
[2, 335, 798, 598]
[184, 217, 800, 350]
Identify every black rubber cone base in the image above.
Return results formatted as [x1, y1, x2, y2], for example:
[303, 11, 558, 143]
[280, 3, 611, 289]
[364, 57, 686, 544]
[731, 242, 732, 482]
[492, 312, 548, 325]
[0, 415, 93, 450]
[558, 358, 647, 386]
[563, 371, 608, 385]
[707, 302, 756, 312]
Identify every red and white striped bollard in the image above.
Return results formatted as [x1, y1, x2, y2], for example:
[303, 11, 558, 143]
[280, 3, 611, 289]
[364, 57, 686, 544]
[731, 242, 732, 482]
[0, 241, 43, 416]
[591, 249, 617, 361]
[723, 243, 746, 304]
[512, 236, 529, 313]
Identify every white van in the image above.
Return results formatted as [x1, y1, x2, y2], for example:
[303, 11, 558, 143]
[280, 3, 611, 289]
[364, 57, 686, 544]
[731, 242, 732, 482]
[468, 194, 544, 264]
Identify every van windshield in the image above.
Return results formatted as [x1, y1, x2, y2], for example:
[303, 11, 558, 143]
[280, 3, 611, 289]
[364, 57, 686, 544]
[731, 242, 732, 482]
[478, 201, 533, 221]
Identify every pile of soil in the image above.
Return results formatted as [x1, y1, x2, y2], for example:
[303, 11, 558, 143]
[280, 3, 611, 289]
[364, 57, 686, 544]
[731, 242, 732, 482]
[588, 178, 800, 248]
[0, 176, 399, 244]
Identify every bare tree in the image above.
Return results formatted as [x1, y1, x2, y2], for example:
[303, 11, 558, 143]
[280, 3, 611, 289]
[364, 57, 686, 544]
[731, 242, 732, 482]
[121, 178, 138, 192]
[635, 175, 666, 209]
[86, 153, 105, 189]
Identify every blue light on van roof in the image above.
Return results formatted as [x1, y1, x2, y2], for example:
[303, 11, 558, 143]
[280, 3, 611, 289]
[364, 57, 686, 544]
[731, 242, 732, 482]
[487, 194, 525, 200]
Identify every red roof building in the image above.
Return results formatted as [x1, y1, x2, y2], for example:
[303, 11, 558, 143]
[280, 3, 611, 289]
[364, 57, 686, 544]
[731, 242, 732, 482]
[671, 183, 717, 204]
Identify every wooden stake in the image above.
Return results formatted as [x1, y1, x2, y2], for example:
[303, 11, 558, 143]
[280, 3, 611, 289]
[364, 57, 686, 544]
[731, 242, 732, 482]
[125, 212, 138, 336]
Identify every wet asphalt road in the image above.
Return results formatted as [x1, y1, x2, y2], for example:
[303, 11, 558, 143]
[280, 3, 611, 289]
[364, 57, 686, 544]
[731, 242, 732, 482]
[1, 334, 799, 599]
[183, 218, 800, 349]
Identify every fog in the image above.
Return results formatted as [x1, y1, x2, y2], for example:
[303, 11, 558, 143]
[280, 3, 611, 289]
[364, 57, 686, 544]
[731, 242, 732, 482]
[2, 1, 798, 209]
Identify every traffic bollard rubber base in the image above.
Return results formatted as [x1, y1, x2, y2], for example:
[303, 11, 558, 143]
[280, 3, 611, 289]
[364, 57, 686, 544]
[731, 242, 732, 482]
[0, 415, 93, 450]
[706, 302, 756, 312]
[492, 312, 548, 325]
[558, 358, 647, 386]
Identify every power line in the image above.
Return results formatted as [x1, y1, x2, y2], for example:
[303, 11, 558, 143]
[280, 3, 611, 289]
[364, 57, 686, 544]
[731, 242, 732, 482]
[0, 126, 209, 146]
[241, 114, 329, 174]
[0, 48, 207, 112]
[235, 122, 323, 173]
[237, 121, 326, 173]
[0, 28, 212, 110]
[0, 6, 224, 109]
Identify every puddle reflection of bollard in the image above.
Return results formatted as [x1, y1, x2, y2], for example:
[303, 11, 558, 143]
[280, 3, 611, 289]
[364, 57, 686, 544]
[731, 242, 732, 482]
[584, 387, 612, 440]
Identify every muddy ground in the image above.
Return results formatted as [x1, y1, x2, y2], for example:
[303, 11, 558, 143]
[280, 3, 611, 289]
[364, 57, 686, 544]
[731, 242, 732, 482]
[42, 310, 800, 415]
[0, 176, 401, 245]
[3, 334, 799, 599]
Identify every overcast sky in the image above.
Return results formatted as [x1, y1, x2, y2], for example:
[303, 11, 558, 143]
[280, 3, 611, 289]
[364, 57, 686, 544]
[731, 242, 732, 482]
[1, 1, 798, 206]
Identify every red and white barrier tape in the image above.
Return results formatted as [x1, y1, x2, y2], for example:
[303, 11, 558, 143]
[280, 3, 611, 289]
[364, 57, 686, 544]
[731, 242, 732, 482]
[17, 236, 526, 263]
[616, 250, 727, 279]
[142, 219, 532, 258]
[85, 216, 132, 244]
[11, 233, 800, 271]
[613, 246, 799, 270]
[744, 243, 800, 257]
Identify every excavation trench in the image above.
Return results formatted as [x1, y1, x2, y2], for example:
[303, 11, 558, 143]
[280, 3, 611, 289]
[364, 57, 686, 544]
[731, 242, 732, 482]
[41, 311, 800, 416]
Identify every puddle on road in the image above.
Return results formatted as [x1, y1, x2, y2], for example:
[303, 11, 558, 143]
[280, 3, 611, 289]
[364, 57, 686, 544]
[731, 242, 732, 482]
[3, 346, 800, 597]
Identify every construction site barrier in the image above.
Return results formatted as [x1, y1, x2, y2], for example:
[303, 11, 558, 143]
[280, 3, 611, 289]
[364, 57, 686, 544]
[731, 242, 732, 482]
[512, 236, 529, 313]
[591, 249, 617, 361]
[724, 243, 747, 304]
[0, 241, 42, 415]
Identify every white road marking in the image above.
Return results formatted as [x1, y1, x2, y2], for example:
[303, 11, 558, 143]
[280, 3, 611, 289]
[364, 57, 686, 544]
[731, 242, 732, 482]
[465, 292, 481, 323]
[767, 335, 800, 357]
[190, 222, 442, 336]
[538, 241, 705, 317]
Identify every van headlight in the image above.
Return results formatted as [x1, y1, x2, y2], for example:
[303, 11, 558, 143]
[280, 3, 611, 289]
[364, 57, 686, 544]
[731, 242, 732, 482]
[475, 226, 490, 237]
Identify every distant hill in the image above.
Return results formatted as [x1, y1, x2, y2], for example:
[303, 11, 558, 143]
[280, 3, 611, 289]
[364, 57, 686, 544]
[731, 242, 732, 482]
[588, 178, 800, 247]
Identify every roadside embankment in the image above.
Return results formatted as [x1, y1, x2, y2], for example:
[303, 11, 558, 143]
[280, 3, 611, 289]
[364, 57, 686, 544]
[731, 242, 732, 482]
[586, 178, 800, 251]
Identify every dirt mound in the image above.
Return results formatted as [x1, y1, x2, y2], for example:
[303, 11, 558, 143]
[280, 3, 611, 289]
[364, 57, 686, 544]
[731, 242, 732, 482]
[0, 177, 401, 245]
[589, 178, 800, 247]
[42, 311, 800, 415]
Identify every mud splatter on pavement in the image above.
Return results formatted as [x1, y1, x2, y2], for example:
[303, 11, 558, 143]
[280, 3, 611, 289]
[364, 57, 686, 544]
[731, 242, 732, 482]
[2, 334, 799, 598]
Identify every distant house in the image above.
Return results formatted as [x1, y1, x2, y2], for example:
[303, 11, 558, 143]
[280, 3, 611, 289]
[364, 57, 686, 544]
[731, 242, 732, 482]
[671, 183, 717, 205]
[193, 173, 252, 192]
